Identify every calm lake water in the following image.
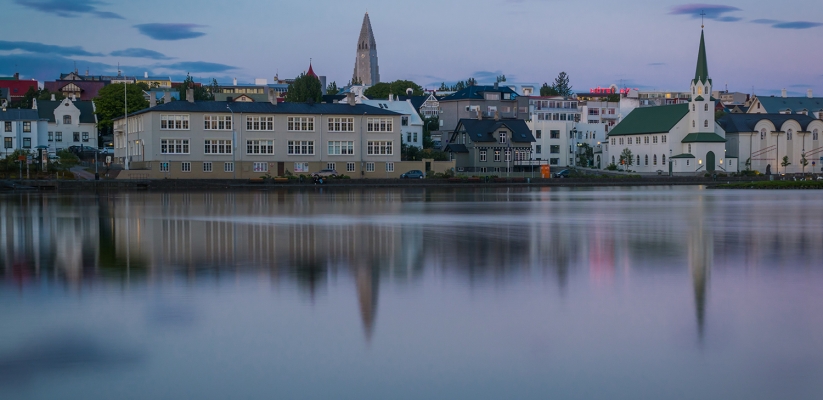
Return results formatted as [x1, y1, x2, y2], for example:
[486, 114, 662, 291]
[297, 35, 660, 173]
[1, 187, 822, 400]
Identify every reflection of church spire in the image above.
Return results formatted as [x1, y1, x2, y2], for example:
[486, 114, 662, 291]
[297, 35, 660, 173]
[356, 264, 379, 343]
[688, 202, 712, 342]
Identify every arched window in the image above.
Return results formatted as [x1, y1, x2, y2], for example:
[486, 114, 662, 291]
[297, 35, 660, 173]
[654, 154, 658, 165]
[704, 86, 709, 94]
[662, 154, 666, 165]
[814, 129, 819, 141]
[787, 129, 793, 141]
[636, 155, 640, 165]
[692, 104, 695, 111]
[704, 104, 709, 112]
[697, 86, 703, 95]
[612, 156, 615, 165]
[692, 87, 696, 95]
[692, 120, 696, 128]
[645, 155, 649, 165]
[63, 115, 71, 124]
[704, 120, 709, 128]
[761, 128, 766, 140]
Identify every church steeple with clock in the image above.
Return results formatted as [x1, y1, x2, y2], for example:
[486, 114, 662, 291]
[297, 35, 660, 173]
[352, 12, 380, 86]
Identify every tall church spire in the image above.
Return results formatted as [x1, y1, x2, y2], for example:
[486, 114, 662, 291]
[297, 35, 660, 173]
[353, 12, 380, 85]
[694, 30, 709, 84]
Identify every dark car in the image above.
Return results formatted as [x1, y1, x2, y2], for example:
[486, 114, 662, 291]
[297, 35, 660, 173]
[400, 170, 425, 179]
[313, 169, 338, 178]
[554, 169, 571, 178]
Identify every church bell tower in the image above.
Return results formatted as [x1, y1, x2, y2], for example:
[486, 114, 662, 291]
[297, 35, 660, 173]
[689, 29, 714, 133]
[352, 12, 380, 86]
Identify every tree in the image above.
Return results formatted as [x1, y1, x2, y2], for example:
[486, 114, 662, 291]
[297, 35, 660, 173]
[496, 74, 506, 83]
[178, 73, 213, 101]
[56, 149, 79, 172]
[800, 152, 809, 175]
[715, 109, 727, 121]
[578, 143, 593, 167]
[364, 80, 424, 98]
[93, 83, 149, 134]
[745, 157, 752, 171]
[438, 82, 449, 91]
[619, 148, 633, 171]
[606, 93, 621, 102]
[327, 81, 339, 95]
[285, 73, 322, 103]
[19, 87, 65, 108]
[540, 83, 560, 96]
[552, 72, 572, 97]
[208, 78, 221, 100]
[467, 77, 477, 87]
[422, 116, 439, 149]
[363, 82, 391, 99]
[781, 155, 791, 172]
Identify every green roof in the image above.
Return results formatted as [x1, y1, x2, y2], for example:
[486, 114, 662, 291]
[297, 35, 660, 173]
[671, 153, 695, 159]
[694, 30, 709, 84]
[682, 132, 726, 143]
[608, 103, 688, 136]
[694, 95, 704, 101]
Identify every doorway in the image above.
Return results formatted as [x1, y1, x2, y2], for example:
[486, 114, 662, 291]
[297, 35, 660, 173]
[706, 151, 716, 172]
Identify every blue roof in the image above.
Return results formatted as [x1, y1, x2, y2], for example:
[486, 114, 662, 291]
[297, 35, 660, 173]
[116, 100, 401, 120]
[453, 118, 535, 143]
[0, 108, 42, 121]
[718, 113, 817, 133]
[439, 85, 518, 101]
[757, 96, 823, 113]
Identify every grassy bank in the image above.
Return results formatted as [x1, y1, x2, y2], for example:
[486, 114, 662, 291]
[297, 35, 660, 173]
[712, 180, 823, 189]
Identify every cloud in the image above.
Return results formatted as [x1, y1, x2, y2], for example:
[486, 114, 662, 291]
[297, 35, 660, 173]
[472, 70, 516, 83]
[13, 0, 123, 19]
[751, 19, 780, 24]
[669, 4, 742, 22]
[110, 48, 172, 60]
[772, 21, 823, 29]
[0, 40, 104, 57]
[158, 61, 237, 73]
[134, 23, 207, 41]
[0, 53, 116, 81]
[648, 63, 667, 66]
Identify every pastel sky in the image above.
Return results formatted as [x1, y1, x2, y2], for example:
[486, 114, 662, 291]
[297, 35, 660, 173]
[2, 0, 822, 97]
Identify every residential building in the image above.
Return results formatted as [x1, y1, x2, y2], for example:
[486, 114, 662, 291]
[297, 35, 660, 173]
[38, 98, 98, 151]
[444, 117, 535, 175]
[748, 90, 823, 119]
[353, 12, 380, 85]
[437, 83, 521, 137]
[719, 113, 823, 175]
[44, 71, 134, 101]
[526, 96, 605, 168]
[112, 93, 406, 179]
[359, 95, 422, 148]
[713, 91, 749, 106]
[0, 73, 39, 103]
[0, 105, 46, 155]
[606, 29, 737, 175]
[136, 72, 172, 88]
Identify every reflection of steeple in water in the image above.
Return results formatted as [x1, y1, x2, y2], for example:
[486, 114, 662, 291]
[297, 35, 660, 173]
[356, 263, 379, 343]
[688, 200, 712, 343]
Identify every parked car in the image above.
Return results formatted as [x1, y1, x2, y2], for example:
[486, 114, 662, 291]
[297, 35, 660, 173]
[554, 169, 571, 178]
[99, 146, 113, 155]
[313, 169, 338, 178]
[400, 170, 425, 179]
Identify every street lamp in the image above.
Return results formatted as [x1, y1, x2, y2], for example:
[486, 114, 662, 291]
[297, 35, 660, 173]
[227, 104, 236, 179]
[570, 127, 578, 167]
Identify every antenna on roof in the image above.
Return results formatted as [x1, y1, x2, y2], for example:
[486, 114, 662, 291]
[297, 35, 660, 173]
[700, 10, 706, 29]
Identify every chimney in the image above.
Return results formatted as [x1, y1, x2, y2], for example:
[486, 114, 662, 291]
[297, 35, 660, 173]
[233, 77, 237, 86]
[50, 94, 55, 101]
[164, 92, 171, 104]
[346, 92, 356, 106]
[476, 108, 482, 120]
[32, 98, 37, 110]
[186, 88, 194, 103]
[268, 88, 277, 105]
[782, 88, 787, 98]
[808, 89, 813, 99]
[494, 110, 500, 121]
[13, 72, 19, 80]
[144, 71, 148, 79]
[150, 94, 157, 107]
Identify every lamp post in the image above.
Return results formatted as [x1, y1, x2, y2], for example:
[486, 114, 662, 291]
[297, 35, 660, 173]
[124, 81, 129, 170]
[227, 104, 236, 179]
[570, 127, 578, 167]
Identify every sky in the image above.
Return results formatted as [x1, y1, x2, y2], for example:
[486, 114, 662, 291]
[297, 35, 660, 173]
[1, 0, 822, 97]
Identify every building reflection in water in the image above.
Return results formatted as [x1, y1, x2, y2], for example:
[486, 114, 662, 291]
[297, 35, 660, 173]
[2, 188, 822, 344]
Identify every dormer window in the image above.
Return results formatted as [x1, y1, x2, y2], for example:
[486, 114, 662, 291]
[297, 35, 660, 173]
[499, 131, 507, 144]
[63, 115, 71, 124]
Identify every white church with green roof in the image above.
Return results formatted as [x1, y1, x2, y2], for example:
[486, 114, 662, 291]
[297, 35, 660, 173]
[606, 30, 738, 175]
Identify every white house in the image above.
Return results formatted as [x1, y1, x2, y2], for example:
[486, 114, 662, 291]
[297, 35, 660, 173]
[38, 97, 98, 152]
[359, 95, 422, 148]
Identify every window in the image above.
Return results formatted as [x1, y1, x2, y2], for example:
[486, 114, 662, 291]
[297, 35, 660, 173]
[288, 116, 314, 131]
[653, 154, 657, 165]
[204, 115, 232, 130]
[494, 150, 501, 162]
[246, 140, 274, 155]
[288, 140, 315, 155]
[550, 130, 560, 139]
[160, 139, 190, 154]
[662, 135, 667, 143]
[535, 130, 542, 139]
[203, 162, 213, 172]
[636, 155, 640, 165]
[63, 115, 71, 124]
[692, 104, 695, 111]
[401, 116, 409, 126]
[687, 160, 690, 166]
[246, 116, 274, 131]
[645, 155, 649, 165]
[535, 145, 542, 154]
[787, 129, 793, 140]
[205, 139, 233, 154]
[704, 104, 709, 112]
[82, 132, 89, 142]
[693, 120, 696, 128]
[294, 162, 309, 173]
[328, 141, 354, 155]
[23, 138, 31, 148]
[413, 132, 418, 142]
[386, 162, 394, 172]
[367, 117, 393, 132]
[550, 145, 560, 154]
[56, 132, 62, 142]
[504, 150, 511, 162]
[48, 132, 54, 142]
[761, 129, 766, 140]
[181, 162, 191, 172]
[161, 115, 189, 130]
[366, 162, 375, 172]
[328, 117, 354, 132]
[327, 162, 336, 170]
[480, 150, 487, 161]
[645, 136, 649, 144]
[550, 158, 559, 165]
[3, 122, 11, 132]
[619, 138, 624, 145]
[814, 129, 819, 141]
[159, 162, 169, 172]
[253, 162, 268, 172]
[224, 162, 234, 173]
[704, 120, 709, 128]
[407, 132, 411, 142]
[662, 155, 666, 165]
[499, 131, 507, 143]
[367, 141, 393, 155]
[346, 162, 355, 172]
[628, 138, 633, 145]
[688, 144, 692, 153]
[611, 138, 615, 145]
[73, 132, 80, 142]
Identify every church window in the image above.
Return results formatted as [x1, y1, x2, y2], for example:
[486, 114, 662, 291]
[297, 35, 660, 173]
[692, 120, 696, 128]
[636, 155, 640, 165]
[63, 115, 71, 124]
[687, 160, 690, 166]
[692, 87, 696, 95]
[787, 129, 793, 140]
[645, 136, 649, 144]
[662, 155, 666, 165]
[761, 129, 766, 140]
[653, 155, 657, 165]
[697, 86, 703, 95]
[704, 120, 709, 128]
[653, 136, 658, 144]
[704, 86, 709, 94]
[628, 137, 632, 145]
[814, 129, 819, 141]
[612, 156, 615, 165]
[645, 155, 649, 165]
[662, 135, 667, 143]
[704, 104, 709, 112]
[692, 104, 695, 111]
[611, 138, 615, 145]
[688, 144, 692, 153]
[619, 138, 623, 145]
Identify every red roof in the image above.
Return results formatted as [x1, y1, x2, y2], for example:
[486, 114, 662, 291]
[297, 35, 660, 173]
[0, 80, 38, 99]
[307, 62, 317, 78]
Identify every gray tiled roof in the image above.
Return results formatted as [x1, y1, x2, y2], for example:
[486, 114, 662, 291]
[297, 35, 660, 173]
[439, 86, 518, 101]
[718, 113, 817, 133]
[37, 100, 96, 124]
[116, 101, 401, 120]
[455, 118, 536, 143]
[0, 108, 41, 121]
